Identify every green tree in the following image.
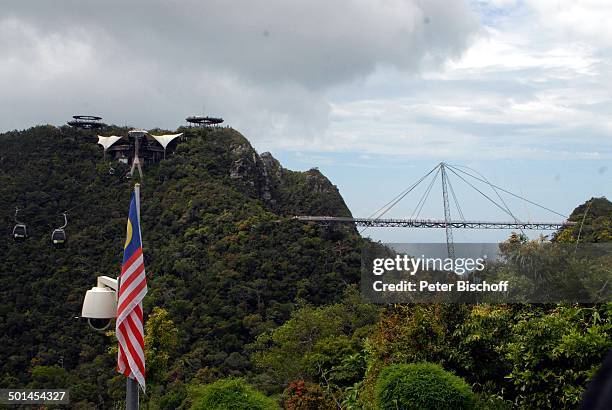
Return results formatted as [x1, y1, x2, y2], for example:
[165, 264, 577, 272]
[0, 125, 364, 405]
[375, 362, 475, 410]
[504, 304, 612, 408]
[251, 287, 380, 393]
[187, 378, 280, 410]
[29, 365, 69, 389]
[145, 306, 179, 385]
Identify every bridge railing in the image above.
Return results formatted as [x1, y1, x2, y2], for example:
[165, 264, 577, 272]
[293, 216, 575, 230]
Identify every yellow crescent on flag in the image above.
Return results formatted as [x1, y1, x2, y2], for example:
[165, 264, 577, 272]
[124, 219, 133, 249]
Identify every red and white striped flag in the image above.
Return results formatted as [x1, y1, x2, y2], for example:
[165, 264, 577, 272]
[116, 186, 147, 390]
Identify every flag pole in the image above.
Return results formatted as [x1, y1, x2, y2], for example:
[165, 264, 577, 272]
[134, 183, 141, 225]
[126, 377, 139, 410]
[126, 183, 141, 410]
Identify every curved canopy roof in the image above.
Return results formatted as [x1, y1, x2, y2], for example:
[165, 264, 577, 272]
[97, 135, 123, 150]
[149, 133, 183, 149]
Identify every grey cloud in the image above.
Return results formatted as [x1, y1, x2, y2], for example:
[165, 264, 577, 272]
[2, 0, 478, 87]
[0, 0, 478, 140]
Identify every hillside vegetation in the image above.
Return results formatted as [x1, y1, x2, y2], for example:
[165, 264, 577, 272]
[0, 125, 362, 407]
[0, 125, 610, 409]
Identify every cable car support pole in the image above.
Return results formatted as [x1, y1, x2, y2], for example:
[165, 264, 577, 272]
[130, 135, 144, 179]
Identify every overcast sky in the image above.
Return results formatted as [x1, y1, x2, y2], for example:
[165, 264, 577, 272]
[1, 0, 610, 242]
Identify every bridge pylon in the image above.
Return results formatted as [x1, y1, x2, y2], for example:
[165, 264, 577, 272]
[440, 163, 455, 259]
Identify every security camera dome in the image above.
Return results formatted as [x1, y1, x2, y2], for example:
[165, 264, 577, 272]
[81, 286, 117, 319]
[88, 318, 112, 331]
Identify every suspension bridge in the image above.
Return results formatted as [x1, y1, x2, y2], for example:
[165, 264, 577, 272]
[294, 216, 572, 230]
[295, 163, 575, 258]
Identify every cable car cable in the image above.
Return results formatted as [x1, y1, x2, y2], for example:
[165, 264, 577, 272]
[51, 212, 68, 246]
[9, 171, 131, 233]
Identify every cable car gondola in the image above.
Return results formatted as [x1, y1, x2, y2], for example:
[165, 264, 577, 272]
[51, 213, 68, 246]
[12, 207, 27, 240]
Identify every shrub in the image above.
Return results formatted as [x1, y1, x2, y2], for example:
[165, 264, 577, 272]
[375, 362, 475, 410]
[188, 378, 280, 410]
[503, 305, 612, 408]
[282, 380, 336, 410]
[29, 365, 68, 388]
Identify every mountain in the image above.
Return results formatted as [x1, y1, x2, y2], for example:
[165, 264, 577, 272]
[0, 125, 362, 406]
[2, 125, 609, 409]
[555, 197, 612, 243]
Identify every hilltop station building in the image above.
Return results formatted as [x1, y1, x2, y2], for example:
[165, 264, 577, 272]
[68, 114, 224, 177]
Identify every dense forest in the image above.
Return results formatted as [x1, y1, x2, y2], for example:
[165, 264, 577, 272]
[0, 125, 610, 409]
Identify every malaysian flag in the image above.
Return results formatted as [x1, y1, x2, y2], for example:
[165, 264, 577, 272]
[117, 185, 147, 390]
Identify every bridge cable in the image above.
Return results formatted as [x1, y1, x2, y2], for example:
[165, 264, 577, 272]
[446, 165, 568, 219]
[445, 172, 466, 222]
[413, 167, 440, 220]
[367, 163, 440, 220]
[445, 167, 523, 221]
[411, 167, 441, 220]
[360, 164, 440, 234]
[448, 164, 521, 221]
[448, 164, 524, 234]
[574, 199, 593, 254]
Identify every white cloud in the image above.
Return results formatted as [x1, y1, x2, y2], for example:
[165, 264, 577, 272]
[304, 1, 612, 160]
[445, 29, 599, 77]
[528, 0, 612, 46]
[485, 0, 519, 7]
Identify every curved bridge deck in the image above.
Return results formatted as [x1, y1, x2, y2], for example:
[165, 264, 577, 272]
[294, 216, 574, 230]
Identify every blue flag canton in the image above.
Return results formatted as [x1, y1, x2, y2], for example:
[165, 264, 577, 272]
[122, 192, 142, 264]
